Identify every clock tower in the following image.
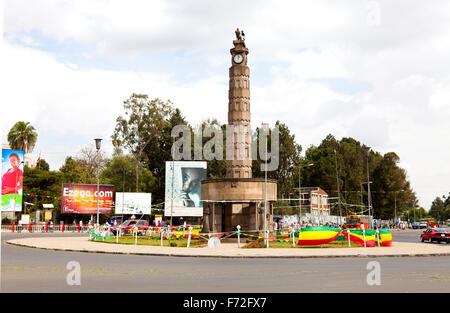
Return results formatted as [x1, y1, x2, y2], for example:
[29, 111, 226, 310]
[201, 30, 277, 234]
[227, 28, 252, 179]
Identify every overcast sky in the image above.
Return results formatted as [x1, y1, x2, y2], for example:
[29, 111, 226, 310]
[1, 0, 450, 209]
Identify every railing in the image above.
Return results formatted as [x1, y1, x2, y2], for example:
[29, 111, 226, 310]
[1, 223, 203, 234]
[1, 223, 93, 233]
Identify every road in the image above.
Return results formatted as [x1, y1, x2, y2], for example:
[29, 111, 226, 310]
[1, 230, 450, 293]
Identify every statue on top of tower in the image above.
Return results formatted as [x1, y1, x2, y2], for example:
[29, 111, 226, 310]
[235, 28, 245, 41]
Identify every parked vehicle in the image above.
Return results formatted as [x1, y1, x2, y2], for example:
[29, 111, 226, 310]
[108, 216, 123, 225]
[420, 228, 450, 243]
[419, 218, 437, 228]
[344, 215, 370, 229]
[111, 219, 149, 236]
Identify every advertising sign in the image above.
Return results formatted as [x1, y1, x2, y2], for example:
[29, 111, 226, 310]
[164, 161, 207, 217]
[61, 184, 114, 214]
[115, 192, 151, 215]
[1, 149, 25, 212]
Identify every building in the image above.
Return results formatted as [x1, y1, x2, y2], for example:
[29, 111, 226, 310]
[299, 187, 330, 216]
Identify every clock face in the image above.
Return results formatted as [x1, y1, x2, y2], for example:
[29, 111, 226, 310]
[233, 54, 244, 64]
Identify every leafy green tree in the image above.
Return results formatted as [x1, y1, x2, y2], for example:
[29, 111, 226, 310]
[7, 121, 38, 154]
[112, 94, 189, 201]
[402, 207, 428, 222]
[252, 121, 302, 198]
[37, 158, 50, 171]
[301, 135, 416, 218]
[101, 154, 157, 194]
[429, 197, 446, 221]
[371, 152, 416, 219]
[22, 166, 62, 221]
[59, 157, 96, 184]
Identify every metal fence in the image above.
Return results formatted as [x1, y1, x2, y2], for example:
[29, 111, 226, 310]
[1, 223, 92, 233]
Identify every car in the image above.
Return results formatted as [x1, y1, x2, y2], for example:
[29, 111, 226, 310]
[108, 216, 124, 225]
[111, 219, 149, 236]
[420, 228, 450, 243]
[412, 222, 421, 229]
[419, 222, 428, 229]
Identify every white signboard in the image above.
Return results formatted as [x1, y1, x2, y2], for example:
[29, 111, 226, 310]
[165, 161, 207, 217]
[115, 192, 152, 215]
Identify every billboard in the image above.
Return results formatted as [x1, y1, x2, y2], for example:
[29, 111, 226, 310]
[115, 192, 152, 215]
[164, 161, 207, 217]
[1, 149, 25, 212]
[61, 184, 114, 214]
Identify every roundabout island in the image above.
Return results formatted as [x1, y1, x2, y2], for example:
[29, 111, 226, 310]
[6, 231, 450, 259]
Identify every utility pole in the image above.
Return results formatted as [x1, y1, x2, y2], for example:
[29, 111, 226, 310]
[298, 162, 314, 227]
[334, 149, 342, 225]
[94, 138, 102, 225]
[262, 123, 269, 245]
[364, 147, 372, 226]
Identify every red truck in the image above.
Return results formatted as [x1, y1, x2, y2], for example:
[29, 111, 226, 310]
[420, 228, 450, 243]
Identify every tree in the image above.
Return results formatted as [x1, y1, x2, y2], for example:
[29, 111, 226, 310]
[22, 166, 62, 221]
[112, 94, 175, 194]
[37, 159, 50, 171]
[371, 152, 416, 219]
[101, 154, 157, 194]
[301, 135, 417, 218]
[59, 156, 96, 184]
[429, 197, 445, 221]
[7, 121, 38, 154]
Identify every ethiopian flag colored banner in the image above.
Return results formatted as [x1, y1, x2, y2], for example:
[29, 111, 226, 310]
[344, 229, 376, 247]
[378, 228, 392, 246]
[172, 228, 202, 238]
[297, 227, 342, 246]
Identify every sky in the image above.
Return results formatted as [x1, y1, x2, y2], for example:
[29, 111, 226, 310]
[1, 0, 450, 209]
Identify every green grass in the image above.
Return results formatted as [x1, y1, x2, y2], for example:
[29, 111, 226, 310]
[91, 236, 205, 247]
[243, 239, 369, 249]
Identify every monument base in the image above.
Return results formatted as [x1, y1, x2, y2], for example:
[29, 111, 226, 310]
[201, 178, 277, 234]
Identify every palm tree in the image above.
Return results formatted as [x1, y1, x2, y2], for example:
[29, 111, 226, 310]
[7, 121, 38, 154]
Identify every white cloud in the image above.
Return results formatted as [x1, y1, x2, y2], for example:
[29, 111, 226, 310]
[3, 0, 450, 209]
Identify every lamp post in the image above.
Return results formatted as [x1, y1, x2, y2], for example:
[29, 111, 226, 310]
[262, 123, 269, 245]
[363, 147, 372, 226]
[298, 162, 313, 227]
[361, 181, 372, 214]
[394, 189, 404, 227]
[94, 138, 102, 226]
[333, 149, 342, 225]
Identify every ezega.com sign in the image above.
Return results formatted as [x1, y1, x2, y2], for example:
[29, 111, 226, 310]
[61, 183, 114, 214]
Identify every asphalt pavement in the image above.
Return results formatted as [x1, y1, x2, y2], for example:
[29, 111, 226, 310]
[2, 230, 450, 293]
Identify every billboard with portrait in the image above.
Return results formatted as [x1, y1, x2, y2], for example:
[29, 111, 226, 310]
[61, 184, 114, 214]
[164, 161, 207, 217]
[1, 149, 25, 212]
[115, 192, 152, 215]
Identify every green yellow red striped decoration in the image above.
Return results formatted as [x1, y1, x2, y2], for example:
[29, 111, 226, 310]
[343, 229, 376, 247]
[378, 228, 392, 246]
[297, 227, 342, 246]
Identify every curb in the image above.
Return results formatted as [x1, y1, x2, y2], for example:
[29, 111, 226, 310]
[6, 240, 450, 259]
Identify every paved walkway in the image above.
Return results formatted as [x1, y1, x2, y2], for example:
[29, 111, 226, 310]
[6, 236, 450, 258]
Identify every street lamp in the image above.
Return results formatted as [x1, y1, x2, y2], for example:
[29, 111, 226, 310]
[333, 149, 343, 225]
[394, 189, 404, 226]
[262, 123, 269, 245]
[363, 146, 372, 224]
[94, 138, 102, 226]
[361, 181, 372, 214]
[298, 162, 313, 227]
